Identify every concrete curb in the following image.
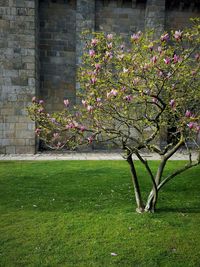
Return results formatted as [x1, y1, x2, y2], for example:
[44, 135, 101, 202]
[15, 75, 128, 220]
[0, 152, 197, 161]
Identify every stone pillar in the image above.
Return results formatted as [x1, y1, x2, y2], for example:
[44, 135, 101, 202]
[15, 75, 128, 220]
[76, 0, 95, 97]
[0, 0, 38, 154]
[145, 0, 166, 36]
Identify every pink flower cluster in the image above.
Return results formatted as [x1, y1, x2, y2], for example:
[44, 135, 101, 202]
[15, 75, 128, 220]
[131, 32, 141, 42]
[187, 122, 200, 132]
[174, 30, 183, 41]
[91, 38, 98, 46]
[64, 99, 69, 107]
[161, 33, 169, 42]
[35, 128, 41, 136]
[65, 121, 86, 132]
[89, 49, 95, 57]
[107, 89, 118, 98]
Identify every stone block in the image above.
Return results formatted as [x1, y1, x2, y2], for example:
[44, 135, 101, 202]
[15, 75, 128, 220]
[11, 76, 28, 86]
[0, 19, 9, 30]
[15, 122, 27, 129]
[3, 69, 18, 77]
[15, 129, 34, 138]
[26, 63, 35, 70]
[1, 108, 15, 115]
[8, 94, 18, 101]
[6, 145, 16, 153]
[15, 145, 35, 154]
[0, 147, 6, 154]
[0, 139, 10, 146]
[25, 1, 35, 8]
[4, 115, 19, 123]
[14, 139, 26, 145]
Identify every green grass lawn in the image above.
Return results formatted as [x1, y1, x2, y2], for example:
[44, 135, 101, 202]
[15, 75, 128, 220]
[0, 160, 200, 267]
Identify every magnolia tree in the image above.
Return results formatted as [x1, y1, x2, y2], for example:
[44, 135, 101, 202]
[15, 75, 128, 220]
[28, 20, 200, 213]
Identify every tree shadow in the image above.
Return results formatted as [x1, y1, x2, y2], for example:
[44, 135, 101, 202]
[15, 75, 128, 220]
[157, 207, 200, 214]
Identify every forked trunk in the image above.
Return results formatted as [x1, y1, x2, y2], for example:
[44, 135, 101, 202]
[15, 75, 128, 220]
[145, 192, 157, 213]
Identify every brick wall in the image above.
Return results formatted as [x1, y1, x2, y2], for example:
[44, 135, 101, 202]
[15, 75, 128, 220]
[0, 0, 38, 154]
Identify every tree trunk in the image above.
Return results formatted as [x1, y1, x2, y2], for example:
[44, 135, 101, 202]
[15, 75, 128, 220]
[127, 154, 144, 213]
[145, 192, 157, 213]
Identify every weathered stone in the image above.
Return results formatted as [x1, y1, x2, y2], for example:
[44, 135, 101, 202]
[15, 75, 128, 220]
[0, 0, 199, 154]
[6, 145, 16, 153]
[15, 145, 35, 154]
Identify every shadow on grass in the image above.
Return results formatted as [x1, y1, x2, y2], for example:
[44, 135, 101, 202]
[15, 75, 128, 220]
[157, 207, 200, 213]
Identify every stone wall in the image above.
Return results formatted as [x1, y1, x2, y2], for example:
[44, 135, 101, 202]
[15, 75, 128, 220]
[0, 0, 199, 153]
[96, 0, 146, 34]
[0, 0, 38, 154]
[39, 0, 76, 111]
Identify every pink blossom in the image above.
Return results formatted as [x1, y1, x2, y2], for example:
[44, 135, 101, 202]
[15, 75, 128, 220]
[169, 99, 175, 108]
[185, 110, 192, 118]
[35, 128, 41, 135]
[187, 122, 195, 129]
[151, 56, 157, 64]
[121, 86, 126, 92]
[131, 33, 140, 42]
[79, 125, 86, 132]
[107, 42, 112, 49]
[63, 99, 69, 107]
[87, 105, 93, 112]
[152, 97, 158, 103]
[174, 30, 183, 41]
[120, 44, 125, 50]
[87, 136, 93, 144]
[158, 70, 163, 77]
[157, 46, 162, 53]
[124, 95, 133, 102]
[160, 33, 169, 42]
[107, 89, 118, 98]
[173, 54, 180, 63]
[89, 49, 95, 57]
[95, 63, 101, 70]
[196, 125, 200, 132]
[39, 100, 44, 105]
[82, 100, 87, 107]
[38, 108, 44, 113]
[32, 96, 37, 103]
[164, 57, 171, 64]
[96, 97, 101, 102]
[91, 38, 98, 46]
[90, 77, 97, 84]
[66, 123, 75, 129]
[107, 34, 113, 40]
